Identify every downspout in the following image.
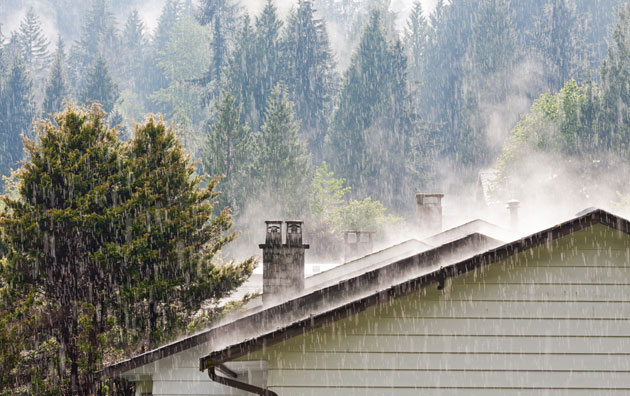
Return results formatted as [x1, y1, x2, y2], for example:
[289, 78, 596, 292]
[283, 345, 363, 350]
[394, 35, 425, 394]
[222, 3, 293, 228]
[207, 365, 278, 396]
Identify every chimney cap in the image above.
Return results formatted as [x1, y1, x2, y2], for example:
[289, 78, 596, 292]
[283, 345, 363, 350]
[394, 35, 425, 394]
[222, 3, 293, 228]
[416, 193, 444, 205]
[506, 199, 520, 208]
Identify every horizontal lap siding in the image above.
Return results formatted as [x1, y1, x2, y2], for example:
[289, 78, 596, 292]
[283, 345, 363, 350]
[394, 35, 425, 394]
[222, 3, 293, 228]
[242, 224, 630, 394]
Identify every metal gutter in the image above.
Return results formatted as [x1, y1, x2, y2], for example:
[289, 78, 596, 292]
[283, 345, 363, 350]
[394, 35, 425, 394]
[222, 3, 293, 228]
[208, 366, 278, 396]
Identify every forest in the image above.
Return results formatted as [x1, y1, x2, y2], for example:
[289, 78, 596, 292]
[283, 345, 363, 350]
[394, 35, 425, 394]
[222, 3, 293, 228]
[0, 0, 629, 394]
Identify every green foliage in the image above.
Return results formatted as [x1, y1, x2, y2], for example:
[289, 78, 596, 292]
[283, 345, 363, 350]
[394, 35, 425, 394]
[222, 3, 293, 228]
[0, 57, 34, 181]
[309, 161, 401, 232]
[68, 0, 119, 96]
[151, 15, 210, 151]
[17, 7, 50, 77]
[202, 91, 254, 215]
[0, 105, 253, 393]
[252, 85, 311, 215]
[327, 10, 425, 211]
[42, 40, 69, 116]
[226, 1, 284, 131]
[404, 1, 428, 90]
[283, 0, 336, 159]
[82, 56, 119, 114]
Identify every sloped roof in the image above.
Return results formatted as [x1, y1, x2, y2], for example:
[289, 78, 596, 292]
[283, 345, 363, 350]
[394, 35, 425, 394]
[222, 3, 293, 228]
[197, 208, 629, 370]
[101, 208, 630, 378]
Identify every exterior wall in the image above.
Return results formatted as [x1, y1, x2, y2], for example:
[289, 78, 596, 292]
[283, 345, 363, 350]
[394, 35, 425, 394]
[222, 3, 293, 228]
[240, 223, 630, 395]
[123, 343, 267, 396]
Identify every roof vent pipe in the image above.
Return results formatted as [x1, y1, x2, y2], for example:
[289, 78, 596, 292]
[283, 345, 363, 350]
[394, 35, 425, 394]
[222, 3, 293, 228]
[506, 200, 520, 231]
[416, 193, 444, 236]
[259, 221, 309, 305]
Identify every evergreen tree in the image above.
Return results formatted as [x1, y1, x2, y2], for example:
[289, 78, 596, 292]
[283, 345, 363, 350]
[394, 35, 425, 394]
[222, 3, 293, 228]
[42, 39, 69, 116]
[252, 85, 310, 215]
[82, 55, 119, 114]
[121, 9, 146, 93]
[202, 91, 254, 214]
[596, 3, 630, 155]
[0, 58, 34, 179]
[251, 0, 284, 130]
[17, 7, 50, 77]
[197, 0, 239, 93]
[404, 1, 429, 90]
[533, 0, 582, 92]
[146, 0, 182, 111]
[283, 0, 336, 160]
[226, 14, 258, 128]
[69, 0, 119, 96]
[0, 105, 254, 393]
[327, 10, 420, 209]
[124, 116, 254, 349]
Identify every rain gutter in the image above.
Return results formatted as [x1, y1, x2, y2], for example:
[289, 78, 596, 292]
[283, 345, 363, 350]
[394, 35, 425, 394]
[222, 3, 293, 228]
[207, 365, 278, 396]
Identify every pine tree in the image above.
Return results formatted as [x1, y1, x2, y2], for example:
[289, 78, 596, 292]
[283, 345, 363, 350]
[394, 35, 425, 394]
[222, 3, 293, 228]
[0, 57, 34, 179]
[202, 91, 254, 214]
[17, 7, 50, 77]
[42, 39, 69, 116]
[124, 116, 254, 349]
[146, 0, 182, 110]
[0, 105, 254, 393]
[121, 9, 146, 92]
[252, 84, 311, 215]
[283, 0, 336, 160]
[596, 3, 630, 155]
[69, 0, 119, 96]
[226, 14, 258, 127]
[197, 0, 238, 90]
[327, 10, 419, 209]
[250, 0, 284, 130]
[534, 0, 582, 92]
[404, 1, 428, 90]
[82, 55, 119, 114]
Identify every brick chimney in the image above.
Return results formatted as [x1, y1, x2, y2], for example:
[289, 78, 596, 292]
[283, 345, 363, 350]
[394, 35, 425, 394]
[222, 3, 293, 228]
[416, 193, 444, 236]
[343, 230, 375, 262]
[259, 221, 309, 304]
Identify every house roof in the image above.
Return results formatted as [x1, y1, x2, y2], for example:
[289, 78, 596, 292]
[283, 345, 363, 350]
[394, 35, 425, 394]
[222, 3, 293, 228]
[101, 208, 630, 378]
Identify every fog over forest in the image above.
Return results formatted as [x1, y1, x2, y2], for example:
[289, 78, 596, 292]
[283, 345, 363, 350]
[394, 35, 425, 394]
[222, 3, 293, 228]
[1, 0, 630, 393]
[0, 0, 628, 243]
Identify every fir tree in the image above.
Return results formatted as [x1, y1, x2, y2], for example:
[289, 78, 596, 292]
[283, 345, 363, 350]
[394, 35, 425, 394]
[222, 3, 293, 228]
[146, 0, 182, 110]
[0, 57, 34, 179]
[534, 0, 582, 92]
[327, 10, 419, 209]
[69, 0, 119, 95]
[253, 84, 311, 214]
[250, 0, 284, 130]
[17, 7, 50, 77]
[121, 9, 146, 92]
[124, 116, 254, 349]
[283, 0, 336, 160]
[404, 1, 428, 89]
[197, 0, 238, 90]
[42, 39, 69, 116]
[82, 55, 119, 114]
[226, 14, 258, 127]
[202, 91, 254, 215]
[0, 105, 254, 393]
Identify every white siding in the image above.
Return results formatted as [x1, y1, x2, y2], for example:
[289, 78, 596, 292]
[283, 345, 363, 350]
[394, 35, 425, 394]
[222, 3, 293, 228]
[241, 224, 630, 395]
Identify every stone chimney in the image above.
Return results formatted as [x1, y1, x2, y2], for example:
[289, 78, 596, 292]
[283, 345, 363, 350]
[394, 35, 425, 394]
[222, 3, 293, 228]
[343, 230, 375, 262]
[416, 193, 444, 236]
[259, 221, 309, 304]
[506, 200, 520, 231]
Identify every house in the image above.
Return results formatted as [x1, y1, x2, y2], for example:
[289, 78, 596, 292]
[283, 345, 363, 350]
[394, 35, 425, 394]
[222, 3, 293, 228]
[102, 196, 630, 395]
